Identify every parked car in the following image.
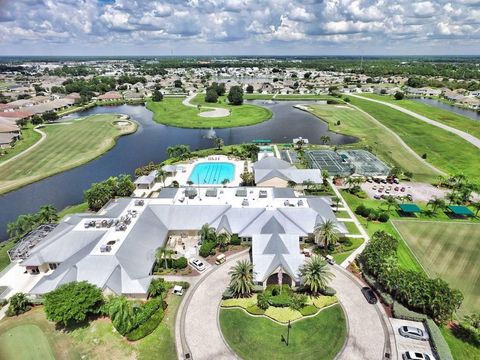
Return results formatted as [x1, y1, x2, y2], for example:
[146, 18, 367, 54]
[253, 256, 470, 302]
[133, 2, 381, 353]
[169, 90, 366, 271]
[172, 285, 184, 296]
[399, 326, 429, 341]
[190, 258, 206, 272]
[361, 287, 378, 304]
[402, 351, 431, 360]
[406, 194, 413, 201]
[393, 178, 400, 184]
[325, 255, 335, 265]
[400, 187, 406, 192]
[215, 253, 226, 265]
[374, 194, 381, 199]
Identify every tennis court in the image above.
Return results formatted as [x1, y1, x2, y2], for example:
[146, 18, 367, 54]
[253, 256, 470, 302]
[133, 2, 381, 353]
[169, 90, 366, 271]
[337, 150, 390, 177]
[305, 150, 352, 176]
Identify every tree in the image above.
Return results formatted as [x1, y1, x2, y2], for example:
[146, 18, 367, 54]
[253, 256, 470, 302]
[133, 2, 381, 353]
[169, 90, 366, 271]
[246, 84, 254, 94]
[199, 223, 217, 243]
[394, 91, 405, 100]
[427, 197, 446, 213]
[31, 115, 43, 125]
[44, 282, 104, 327]
[383, 195, 398, 212]
[148, 278, 169, 298]
[217, 232, 231, 251]
[37, 204, 59, 223]
[156, 246, 174, 269]
[84, 181, 115, 211]
[42, 111, 59, 123]
[205, 88, 219, 103]
[174, 79, 182, 88]
[213, 136, 224, 150]
[299, 256, 334, 295]
[321, 169, 329, 186]
[320, 135, 331, 145]
[227, 86, 244, 105]
[313, 220, 339, 247]
[166, 144, 190, 159]
[228, 260, 254, 297]
[331, 196, 341, 211]
[152, 89, 163, 102]
[155, 169, 168, 186]
[116, 174, 135, 197]
[240, 171, 254, 186]
[6, 293, 31, 316]
[106, 296, 135, 335]
[472, 202, 480, 216]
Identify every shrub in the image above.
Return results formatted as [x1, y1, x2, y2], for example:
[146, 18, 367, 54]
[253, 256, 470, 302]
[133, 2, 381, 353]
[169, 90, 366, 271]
[148, 278, 169, 298]
[355, 204, 367, 216]
[172, 257, 188, 269]
[326, 99, 341, 104]
[290, 294, 308, 311]
[133, 298, 163, 328]
[311, 295, 338, 309]
[199, 241, 216, 258]
[6, 293, 31, 317]
[320, 287, 336, 296]
[246, 305, 265, 315]
[170, 281, 190, 290]
[378, 212, 390, 223]
[392, 302, 427, 322]
[126, 308, 164, 341]
[269, 295, 291, 308]
[264, 307, 302, 323]
[425, 318, 454, 360]
[222, 288, 235, 300]
[300, 305, 318, 316]
[230, 234, 241, 246]
[257, 293, 270, 310]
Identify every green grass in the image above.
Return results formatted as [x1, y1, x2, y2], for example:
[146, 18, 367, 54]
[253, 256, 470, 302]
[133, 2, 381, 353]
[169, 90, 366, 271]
[332, 237, 364, 264]
[0, 125, 42, 164]
[0, 239, 16, 272]
[58, 202, 90, 219]
[440, 326, 480, 360]
[334, 210, 350, 218]
[359, 94, 480, 139]
[349, 97, 480, 184]
[0, 114, 137, 195]
[342, 221, 360, 234]
[243, 94, 342, 101]
[307, 104, 439, 182]
[392, 220, 480, 314]
[219, 304, 347, 360]
[0, 324, 55, 360]
[146, 95, 272, 128]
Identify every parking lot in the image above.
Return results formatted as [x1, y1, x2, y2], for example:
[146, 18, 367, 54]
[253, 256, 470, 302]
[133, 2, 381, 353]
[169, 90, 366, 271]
[362, 179, 449, 203]
[390, 318, 434, 360]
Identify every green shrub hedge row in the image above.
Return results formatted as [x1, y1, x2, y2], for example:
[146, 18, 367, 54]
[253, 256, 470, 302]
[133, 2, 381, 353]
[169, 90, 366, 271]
[392, 302, 427, 322]
[199, 241, 216, 258]
[126, 307, 165, 341]
[425, 318, 454, 360]
[355, 205, 389, 222]
[133, 298, 163, 329]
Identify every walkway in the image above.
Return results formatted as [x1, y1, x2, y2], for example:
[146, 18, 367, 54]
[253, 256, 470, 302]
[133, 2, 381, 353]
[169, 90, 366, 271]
[351, 94, 480, 149]
[182, 93, 230, 118]
[0, 126, 46, 168]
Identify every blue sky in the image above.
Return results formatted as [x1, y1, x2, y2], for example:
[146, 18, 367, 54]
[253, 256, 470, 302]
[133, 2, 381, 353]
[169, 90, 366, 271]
[0, 0, 479, 56]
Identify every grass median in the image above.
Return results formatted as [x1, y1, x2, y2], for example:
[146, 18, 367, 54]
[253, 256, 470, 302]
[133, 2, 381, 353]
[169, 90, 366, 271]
[0, 114, 137, 195]
[147, 95, 272, 128]
[349, 97, 480, 183]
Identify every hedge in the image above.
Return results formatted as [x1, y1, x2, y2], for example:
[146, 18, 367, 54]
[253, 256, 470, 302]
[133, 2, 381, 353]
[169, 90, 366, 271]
[362, 273, 393, 306]
[300, 305, 318, 316]
[133, 298, 163, 328]
[199, 241, 216, 258]
[126, 307, 165, 341]
[392, 302, 427, 322]
[425, 318, 454, 360]
[230, 234, 241, 246]
[320, 286, 337, 297]
[246, 305, 266, 315]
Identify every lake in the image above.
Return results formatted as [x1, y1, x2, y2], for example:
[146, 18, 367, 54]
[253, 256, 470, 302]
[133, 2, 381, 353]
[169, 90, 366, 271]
[412, 98, 480, 121]
[0, 100, 356, 239]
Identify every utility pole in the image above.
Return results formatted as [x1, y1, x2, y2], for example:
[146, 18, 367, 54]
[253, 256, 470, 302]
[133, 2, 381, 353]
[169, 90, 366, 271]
[286, 320, 291, 346]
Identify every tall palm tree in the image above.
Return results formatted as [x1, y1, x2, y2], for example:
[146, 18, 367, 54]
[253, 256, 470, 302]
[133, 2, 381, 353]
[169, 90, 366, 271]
[299, 256, 334, 295]
[321, 169, 329, 185]
[228, 260, 254, 297]
[313, 220, 339, 247]
[155, 169, 168, 186]
[199, 223, 216, 243]
[427, 198, 446, 213]
[383, 195, 398, 212]
[156, 246, 173, 269]
[331, 196, 341, 211]
[472, 202, 480, 217]
[217, 232, 231, 251]
[320, 135, 331, 145]
[37, 204, 59, 224]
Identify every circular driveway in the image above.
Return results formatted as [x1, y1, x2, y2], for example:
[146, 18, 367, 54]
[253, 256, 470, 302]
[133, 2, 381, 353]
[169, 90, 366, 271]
[177, 255, 393, 360]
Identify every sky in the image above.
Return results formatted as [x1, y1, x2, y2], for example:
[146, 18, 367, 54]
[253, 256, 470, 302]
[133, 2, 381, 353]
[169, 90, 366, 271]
[0, 0, 479, 56]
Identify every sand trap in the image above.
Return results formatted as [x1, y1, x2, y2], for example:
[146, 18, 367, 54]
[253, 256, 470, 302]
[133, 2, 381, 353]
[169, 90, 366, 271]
[198, 108, 230, 117]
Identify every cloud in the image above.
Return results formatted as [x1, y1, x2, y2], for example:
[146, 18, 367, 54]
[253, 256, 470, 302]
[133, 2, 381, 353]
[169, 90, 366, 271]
[0, 0, 478, 55]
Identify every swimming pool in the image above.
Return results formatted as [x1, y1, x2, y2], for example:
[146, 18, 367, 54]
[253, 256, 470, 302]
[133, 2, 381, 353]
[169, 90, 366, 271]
[188, 162, 235, 184]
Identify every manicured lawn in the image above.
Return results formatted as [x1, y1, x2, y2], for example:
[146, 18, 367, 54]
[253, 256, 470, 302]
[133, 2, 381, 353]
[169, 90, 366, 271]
[0, 114, 137, 195]
[307, 104, 439, 183]
[440, 326, 480, 360]
[220, 304, 347, 360]
[58, 202, 90, 219]
[342, 221, 360, 234]
[334, 210, 350, 218]
[146, 95, 272, 128]
[349, 97, 480, 184]
[0, 239, 16, 272]
[359, 94, 480, 139]
[392, 220, 480, 314]
[332, 237, 364, 264]
[0, 324, 55, 360]
[0, 125, 42, 164]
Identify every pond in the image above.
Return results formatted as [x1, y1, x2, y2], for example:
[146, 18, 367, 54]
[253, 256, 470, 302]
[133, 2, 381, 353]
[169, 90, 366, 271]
[0, 100, 356, 239]
[412, 97, 480, 121]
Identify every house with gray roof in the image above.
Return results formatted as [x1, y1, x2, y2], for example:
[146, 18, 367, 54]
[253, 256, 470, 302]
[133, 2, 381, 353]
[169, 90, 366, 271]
[253, 157, 322, 187]
[22, 187, 346, 297]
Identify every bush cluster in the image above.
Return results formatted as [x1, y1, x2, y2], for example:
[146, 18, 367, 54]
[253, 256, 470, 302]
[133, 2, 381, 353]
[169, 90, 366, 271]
[230, 234, 241, 246]
[199, 241, 217, 258]
[360, 231, 463, 324]
[425, 318, 454, 360]
[453, 314, 480, 347]
[155, 257, 188, 271]
[355, 205, 389, 222]
[126, 307, 165, 341]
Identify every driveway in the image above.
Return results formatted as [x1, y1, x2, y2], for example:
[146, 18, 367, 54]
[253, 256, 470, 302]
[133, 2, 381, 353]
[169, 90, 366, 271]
[331, 265, 395, 360]
[390, 318, 434, 360]
[350, 94, 480, 149]
[177, 251, 248, 360]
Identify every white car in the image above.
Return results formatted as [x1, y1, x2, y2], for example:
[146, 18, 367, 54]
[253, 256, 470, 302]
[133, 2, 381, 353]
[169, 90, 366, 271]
[172, 285, 184, 296]
[402, 351, 432, 360]
[190, 258, 206, 272]
[399, 326, 429, 341]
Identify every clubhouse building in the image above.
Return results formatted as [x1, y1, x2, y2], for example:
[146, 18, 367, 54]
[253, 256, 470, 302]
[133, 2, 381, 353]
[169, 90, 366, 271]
[21, 187, 345, 298]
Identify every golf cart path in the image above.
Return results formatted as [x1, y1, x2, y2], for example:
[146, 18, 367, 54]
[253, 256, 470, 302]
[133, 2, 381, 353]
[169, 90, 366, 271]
[177, 250, 394, 360]
[183, 93, 230, 118]
[350, 94, 480, 149]
[0, 126, 46, 168]
[346, 102, 447, 176]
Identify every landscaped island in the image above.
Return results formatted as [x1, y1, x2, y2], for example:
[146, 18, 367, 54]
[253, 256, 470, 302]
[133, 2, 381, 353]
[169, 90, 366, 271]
[0, 114, 137, 195]
[146, 95, 272, 128]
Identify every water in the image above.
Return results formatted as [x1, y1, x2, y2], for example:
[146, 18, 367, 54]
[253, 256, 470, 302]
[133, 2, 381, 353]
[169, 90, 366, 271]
[188, 162, 235, 184]
[0, 100, 356, 239]
[412, 98, 480, 121]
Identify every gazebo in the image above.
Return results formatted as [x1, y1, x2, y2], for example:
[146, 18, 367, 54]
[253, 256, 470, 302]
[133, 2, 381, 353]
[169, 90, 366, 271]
[398, 203, 422, 215]
[447, 205, 474, 217]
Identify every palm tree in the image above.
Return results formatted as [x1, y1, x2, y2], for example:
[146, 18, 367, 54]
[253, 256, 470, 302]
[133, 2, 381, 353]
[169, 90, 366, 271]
[295, 138, 305, 150]
[383, 195, 398, 212]
[320, 135, 331, 145]
[331, 196, 341, 211]
[155, 169, 168, 186]
[156, 246, 173, 269]
[228, 260, 254, 297]
[321, 169, 329, 186]
[199, 223, 216, 243]
[221, 178, 230, 187]
[299, 256, 334, 295]
[471, 202, 480, 217]
[313, 220, 339, 247]
[427, 197, 446, 213]
[107, 296, 135, 335]
[37, 204, 59, 224]
[213, 136, 224, 150]
[217, 232, 231, 251]
[446, 192, 461, 205]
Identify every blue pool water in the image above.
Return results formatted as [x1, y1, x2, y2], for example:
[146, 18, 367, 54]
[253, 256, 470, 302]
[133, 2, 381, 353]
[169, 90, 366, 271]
[188, 162, 235, 184]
